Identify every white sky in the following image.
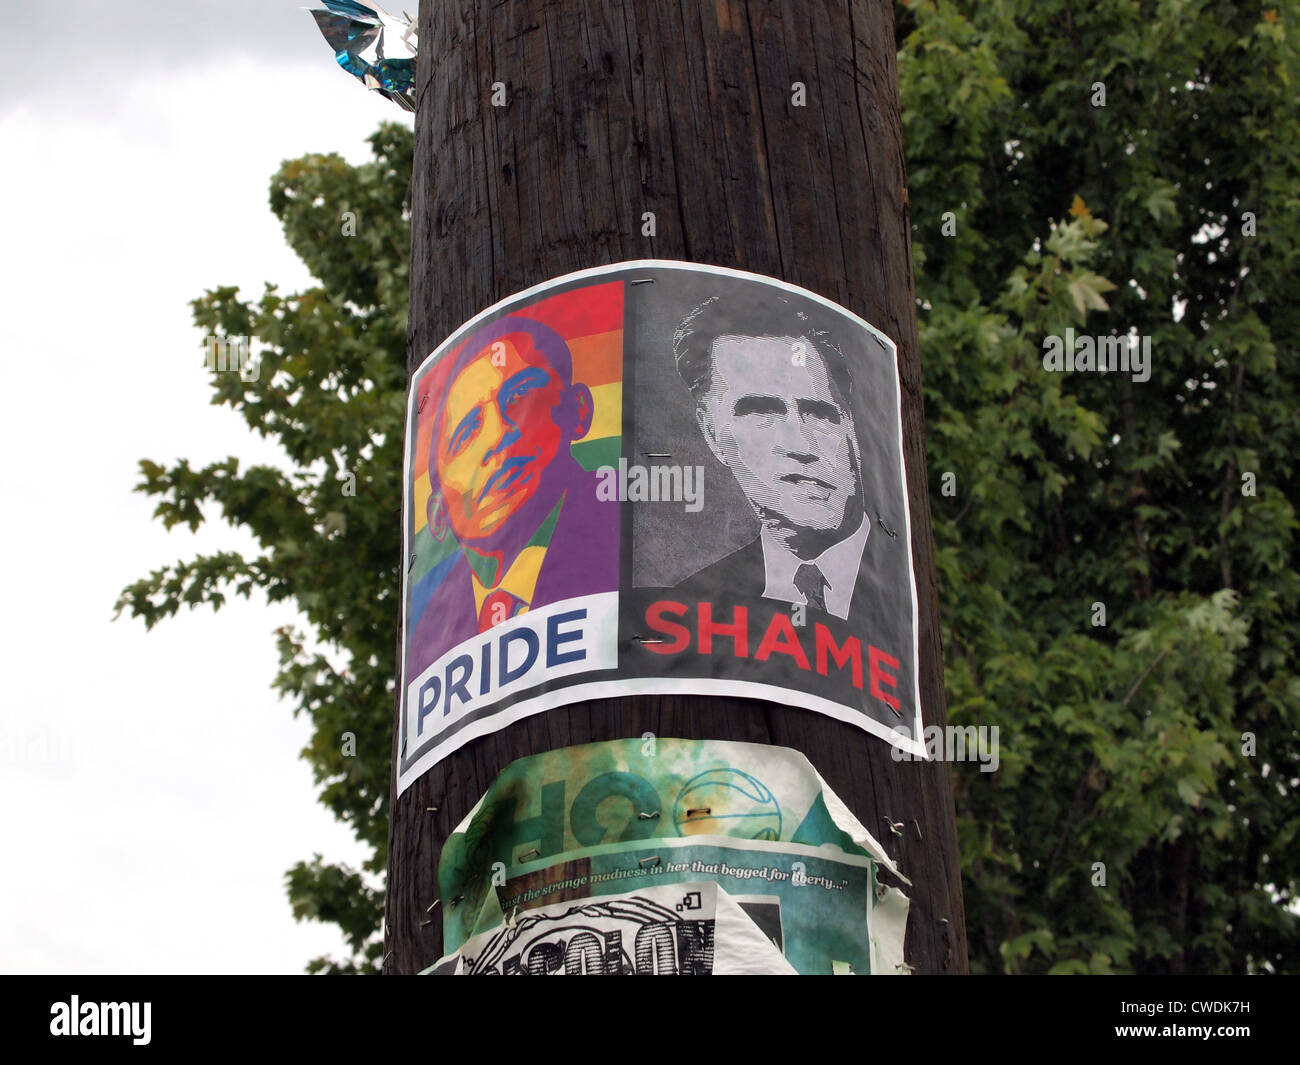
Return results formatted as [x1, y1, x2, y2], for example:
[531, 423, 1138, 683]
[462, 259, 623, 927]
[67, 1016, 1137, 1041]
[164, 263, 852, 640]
[0, 5, 412, 973]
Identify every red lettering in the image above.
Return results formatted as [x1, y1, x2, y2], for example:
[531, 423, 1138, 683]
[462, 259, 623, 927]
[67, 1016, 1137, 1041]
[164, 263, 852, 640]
[815, 624, 863, 689]
[868, 645, 900, 713]
[755, 614, 811, 670]
[644, 600, 690, 654]
[697, 603, 748, 658]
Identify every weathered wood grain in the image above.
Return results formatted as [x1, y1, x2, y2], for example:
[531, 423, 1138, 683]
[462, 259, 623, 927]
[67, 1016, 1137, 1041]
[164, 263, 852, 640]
[387, 0, 967, 975]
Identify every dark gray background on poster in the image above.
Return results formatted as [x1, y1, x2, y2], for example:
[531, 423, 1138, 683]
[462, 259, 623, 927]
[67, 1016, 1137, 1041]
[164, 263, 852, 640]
[629, 269, 758, 585]
[629, 269, 907, 589]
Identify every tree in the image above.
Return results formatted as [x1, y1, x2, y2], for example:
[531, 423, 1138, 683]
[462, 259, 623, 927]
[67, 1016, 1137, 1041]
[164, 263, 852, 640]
[121, 0, 1299, 974]
[897, 0, 1299, 973]
[116, 124, 413, 973]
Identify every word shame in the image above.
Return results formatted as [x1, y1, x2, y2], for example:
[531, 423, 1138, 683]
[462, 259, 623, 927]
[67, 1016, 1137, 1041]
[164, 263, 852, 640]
[644, 600, 903, 715]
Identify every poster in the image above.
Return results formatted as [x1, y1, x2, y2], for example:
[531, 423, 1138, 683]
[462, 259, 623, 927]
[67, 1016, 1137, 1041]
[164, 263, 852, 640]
[436, 881, 796, 976]
[436, 743, 904, 951]
[433, 836, 900, 976]
[434, 737, 905, 952]
[400, 261, 923, 793]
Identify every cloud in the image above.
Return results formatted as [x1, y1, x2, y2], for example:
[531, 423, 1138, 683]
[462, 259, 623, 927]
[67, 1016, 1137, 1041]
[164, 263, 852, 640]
[0, 47, 407, 973]
[3, 0, 372, 116]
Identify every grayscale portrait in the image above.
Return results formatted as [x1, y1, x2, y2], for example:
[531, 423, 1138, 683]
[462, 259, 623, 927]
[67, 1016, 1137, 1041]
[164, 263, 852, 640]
[669, 293, 868, 620]
[626, 265, 916, 736]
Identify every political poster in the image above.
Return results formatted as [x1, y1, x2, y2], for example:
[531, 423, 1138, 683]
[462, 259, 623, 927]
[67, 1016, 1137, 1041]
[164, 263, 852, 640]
[400, 261, 923, 793]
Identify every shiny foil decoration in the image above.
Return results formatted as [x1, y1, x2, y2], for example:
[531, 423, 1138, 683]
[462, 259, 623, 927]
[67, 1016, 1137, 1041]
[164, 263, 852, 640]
[310, 0, 417, 111]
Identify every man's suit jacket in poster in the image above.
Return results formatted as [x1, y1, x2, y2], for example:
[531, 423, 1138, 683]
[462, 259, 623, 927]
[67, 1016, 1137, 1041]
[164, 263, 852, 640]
[407, 476, 617, 680]
[646, 511, 916, 727]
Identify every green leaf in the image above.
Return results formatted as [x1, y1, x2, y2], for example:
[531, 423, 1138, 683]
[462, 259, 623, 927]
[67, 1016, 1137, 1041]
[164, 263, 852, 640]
[1068, 271, 1118, 316]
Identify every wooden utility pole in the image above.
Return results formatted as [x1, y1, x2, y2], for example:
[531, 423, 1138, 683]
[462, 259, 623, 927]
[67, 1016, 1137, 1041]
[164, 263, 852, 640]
[386, 0, 966, 974]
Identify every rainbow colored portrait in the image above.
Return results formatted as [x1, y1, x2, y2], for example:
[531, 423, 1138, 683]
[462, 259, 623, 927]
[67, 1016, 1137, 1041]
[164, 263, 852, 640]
[404, 281, 624, 682]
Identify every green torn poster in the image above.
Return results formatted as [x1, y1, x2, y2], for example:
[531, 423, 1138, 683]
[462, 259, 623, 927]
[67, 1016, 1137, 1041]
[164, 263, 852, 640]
[432, 835, 904, 975]
[436, 737, 909, 963]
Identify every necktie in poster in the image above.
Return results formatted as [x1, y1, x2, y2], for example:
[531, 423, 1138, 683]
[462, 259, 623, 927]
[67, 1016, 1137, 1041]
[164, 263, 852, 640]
[399, 261, 924, 793]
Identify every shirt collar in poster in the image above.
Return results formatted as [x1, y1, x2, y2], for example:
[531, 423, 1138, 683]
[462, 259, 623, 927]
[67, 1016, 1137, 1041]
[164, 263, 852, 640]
[761, 515, 871, 620]
[467, 495, 566, 616]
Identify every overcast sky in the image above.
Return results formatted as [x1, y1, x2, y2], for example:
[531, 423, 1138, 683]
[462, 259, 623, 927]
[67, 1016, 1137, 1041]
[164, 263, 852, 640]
[0, 1, 412, 973]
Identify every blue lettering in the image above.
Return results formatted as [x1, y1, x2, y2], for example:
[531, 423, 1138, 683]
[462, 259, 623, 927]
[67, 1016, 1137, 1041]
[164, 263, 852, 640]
[444, 654, 474, 713]
[500, 627, 540, 685]
[547, 608, 588, 667]
[417, 675, 441, 734]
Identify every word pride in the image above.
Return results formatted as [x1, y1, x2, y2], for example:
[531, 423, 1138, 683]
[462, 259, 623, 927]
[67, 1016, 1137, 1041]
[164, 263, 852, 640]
[50, 997, 151, 1045]
[1042, 328, 1151, 382]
